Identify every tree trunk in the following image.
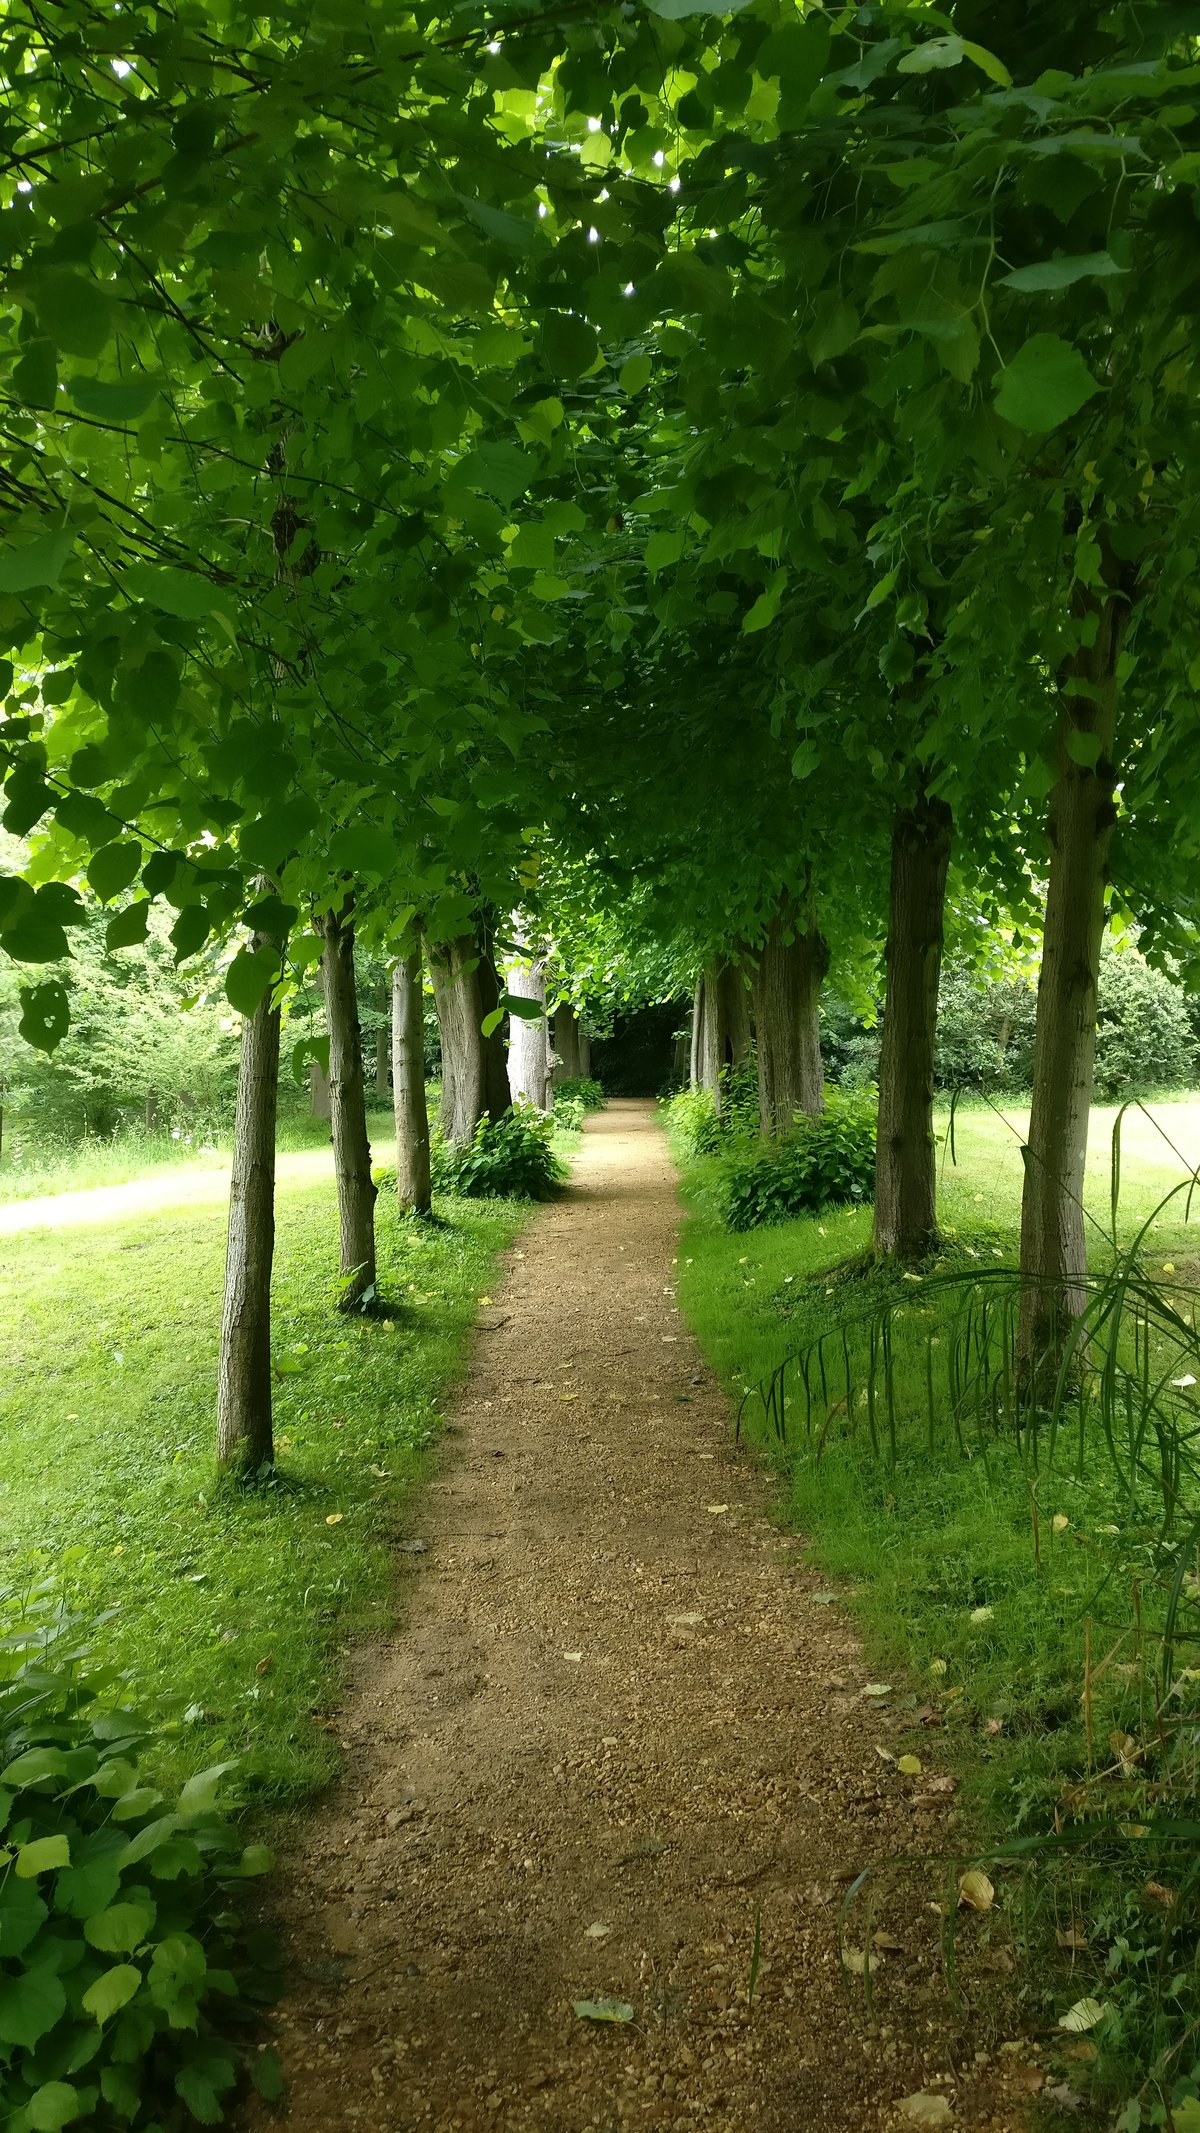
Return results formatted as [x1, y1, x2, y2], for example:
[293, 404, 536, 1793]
[690, 984, 703, 1087]
[310, 1057, 330, 1120]
[508, 960, 551, 1109]
[320, 898, 377, 1310]
[753, 901, 829, 1133]
[429, 930, 510, 1143]
[217, 940, 282, 1475]
[578, 1027, 591, 1080]
[553, 1002, 583, 1083]
[374, 979, 390, 1101]
[392, 945, 432, 1215]
[1018, 592, 1125, 1375]
[697, 960, 752, 1111]
[872, 795, 954, 1260]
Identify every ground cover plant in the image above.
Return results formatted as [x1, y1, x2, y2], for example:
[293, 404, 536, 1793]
[672, 1100, 1200, 2126]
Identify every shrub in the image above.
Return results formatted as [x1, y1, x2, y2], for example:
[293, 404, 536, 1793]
[554, 1076, 605, 1113]
[722, 1090, 877, 1232]
[665, 1083, 721, 1155]
[665, 1057, 760, 1156]
[1094, 944, 1198, 1099]
[0, 1582, 281, 2131]
[434, 1105, 566, 1201]
[551, 1092, 585, 1133]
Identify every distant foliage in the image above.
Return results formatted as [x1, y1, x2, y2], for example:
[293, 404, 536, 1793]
[0, 1584, 281, 2132]
[824, 947, 1198, 1099]
[432, 1106, 566, 1202]
[722, 1091, 877, 1232]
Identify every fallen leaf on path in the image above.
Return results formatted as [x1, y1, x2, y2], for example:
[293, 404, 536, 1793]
[583, 1923, 611, 1940]
[1044, 2084, 1083, 2113]
[970, 1605, 994, 1625]
[873, 1930, 904, 1953]
[1058, 1997, 1106, 2032]
[325, 1513, 343, 1526]
[666, 1613, 703, 1627]
[255, 1656, 273, 1676]
[842, 1947, 878, 1976]
[1144, 1881, 1176, 1907]
[1056, 1923, 1088, 1950]
[1052, 1514, 1070, 1533]
[897, 1754, 923, 1775]
[397, 1539, 428, 1555]
[862, 1683, 893, 1698]
[706, 1504, 729, 1515]
[958, 1870, 995, 1912]
[572, 1998, 633, 2024]
[897, 2091, 952, 2125]
[562, 1651, 583, 1663]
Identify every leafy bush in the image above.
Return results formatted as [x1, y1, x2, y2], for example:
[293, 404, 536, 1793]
[1094, 946, 1198, 1099]
[425, 1105, 566, 1202]
[551, 1093, 586, 1134]
[554, 1077, 605, 1113]
[722, 1091, 877, 1232]
[0, 1584, 281, 2131]
[665, 1058, 760, 1156]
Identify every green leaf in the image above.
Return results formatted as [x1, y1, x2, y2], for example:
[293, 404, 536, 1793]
[327, 824, 397, 878]
[4, 765, 55, 836]
[176, 1763, 239, 1819]
[572, 1997, 634, 2021]
[0, 1965, 67, 2049]
[540, 312, 600, 377]
[55, 1855, 123, 1921]
[251, 2048, 285, 2103]
[100, 2065, 141, 2120]
[174, 2055, 236, 2126]
[84, 1901, 156, 1954]
[28, 2081, 83, 2130]
[16, 1833, 72, 1877]
[291, 1033, 330, 1085]
[82, 1964, 142, 2025]
[960, 39, 1013, 86]
[644, 529, 686, 574]
[501, 993, 543, 1023]
[645, 0, 750, 13]
[998, 252, 1125, 292]
[106, 902, 151, 951]
[0, 1875, 48, 1958]
[225, 946, 280, 1017]
[994, 334, 1102, 432]
[30, 269, 116, 356]
[0, 526, 74, 593]
[742, 570, 787, 634]
[897, 35, 966, 74]
[67, 375, 161, 422]
[122, 563, 233, 621]
[481, 1006, 505, 1039]
[1066, 728, 1102, 768]
[230, 1842, 275, 1876]
[619, 353, 652, 393]
[1, 1746, 71, 1787]
[87, 841, 143, 903]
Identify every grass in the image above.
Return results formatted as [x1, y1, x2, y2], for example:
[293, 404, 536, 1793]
[0, 1166, 525, 1803]
[671, 1094, 1200, 2125]
[0, 1099, 402, 1203]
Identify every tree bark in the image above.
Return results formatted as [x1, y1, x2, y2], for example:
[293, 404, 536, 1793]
[553, 1002, 583, 1083]
[753, 900, 829, 1133]
[392, 945, 431, 1215]
[508, 959, 551, 1109]
[217, 939, 282, 1475]
[872, 795, 954, 1260]
[1018, 591, 1125, 1374]
[374, 979, 390, 1101]
[690, 984, 703, 1087]
[320, 898, 377, 1310]
[310, 1057, 330, 1120]
[429, 930, 510, 1143]
[577, 1026, 591, 1080]
[697, 960, 752, 1111]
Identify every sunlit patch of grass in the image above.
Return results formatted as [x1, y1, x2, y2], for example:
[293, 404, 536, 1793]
[0, 1172, 524, 1800]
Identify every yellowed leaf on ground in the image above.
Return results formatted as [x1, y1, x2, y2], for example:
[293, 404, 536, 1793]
[958, 1869, 994, 1912]
[1058, 1996, 1106, 2032]
[325, 1513, 343, 1526]
[706, 1504, 729, 1515]
[897, 2093, 953, 2126]
[898, 1754, 923, 1775]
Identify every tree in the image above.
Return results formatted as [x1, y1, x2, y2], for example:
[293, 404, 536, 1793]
[216, 938, 284, 1477]
[319, 898, 377, 1312]
[392, 945, 432, 1217]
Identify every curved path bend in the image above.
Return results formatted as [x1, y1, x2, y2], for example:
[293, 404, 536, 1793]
[250, 1101, 1036, 2133]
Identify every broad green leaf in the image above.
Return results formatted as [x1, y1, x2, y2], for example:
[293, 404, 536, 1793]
[231, 1843, 275, 1876]
[481, 1006, 504, 1038]
[540, 312, 600, 377]
[0, 1965, 67, 2049]
[16, 1833, 72, 1877]
[225, 946, 281, 1018]
[122, 563, 232, 621]
[100, 2066, 141, 2118]
[994, 334, 1101, 432]
[0, 526, 73, 593]
[252, 2048, 285, 2102]
[1066, 728, 1103, 768]
[644, 529, 685, 574]
[619, 353, 652, 393]
[998, 252, 1125, 292]
[0, 1875, 48, 1958]
[106, 902, 151, 952]
[176, 1763, 239, 1819]
[645, 0, 749, 13]
[1, 1746, 71, 1786]
[67, 375, 161, 421]
[960, 39, 1013, 86]
[55, 1854, 123, 1921]
[30, 268, 116, 355]
[87, 841, 143, 903]
[327, 824, 397, 878]
[742, 570, 787, 634]
[28, 2081, 83, 2130]
[174, 2055, 236, 2125]
[502, 993, 544, 1023]
[83, 1965, 142, 2026]
[572, 1997, 634, 2021]
[84, 1900, 156, 1954]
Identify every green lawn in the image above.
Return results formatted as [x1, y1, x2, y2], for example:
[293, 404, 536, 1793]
[672, 1094, 1200, 2117]
[0, 1169, 524, 1802]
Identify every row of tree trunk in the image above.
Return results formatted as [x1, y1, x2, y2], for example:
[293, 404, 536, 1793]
[216, 911, 591, 1475]
[697, 589, 1124, 1384]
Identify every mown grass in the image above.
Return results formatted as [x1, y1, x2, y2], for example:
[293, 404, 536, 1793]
[671, 1096, 1200, 2124]
[0, 1099, 401, 1202]
[0, 1169, 525, 1802]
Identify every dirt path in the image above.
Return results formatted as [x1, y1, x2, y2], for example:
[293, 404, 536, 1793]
[250, 1102, 1042, 2133]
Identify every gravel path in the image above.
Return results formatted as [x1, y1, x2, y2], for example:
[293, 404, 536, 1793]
[248, 1101, 1043, 2132]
